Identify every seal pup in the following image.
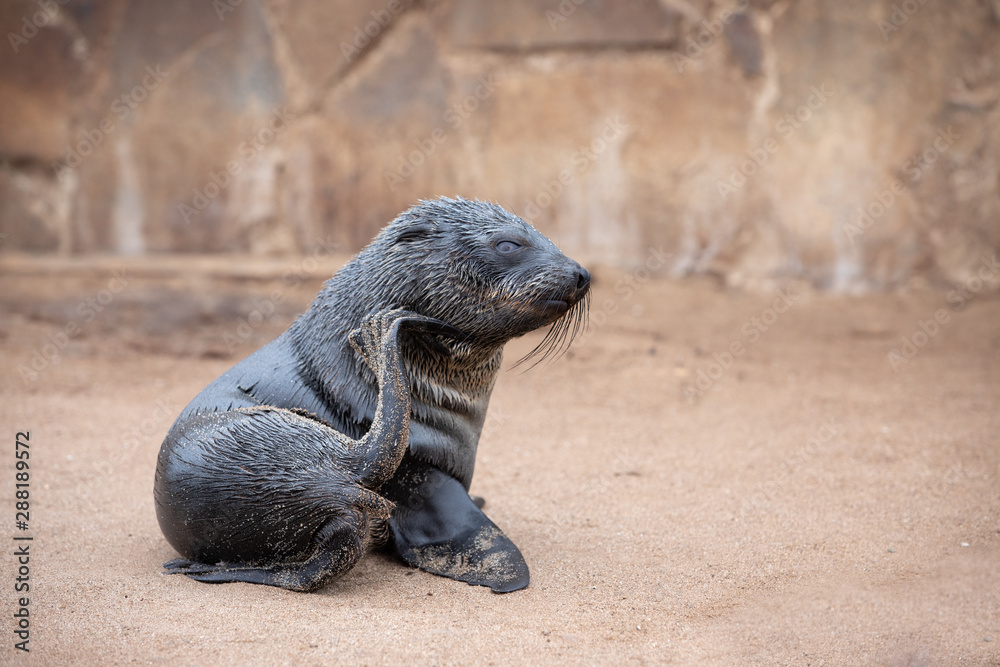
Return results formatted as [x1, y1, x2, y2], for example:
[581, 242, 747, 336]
[155, 197, 591, 593]
[155, 310, 460, 592]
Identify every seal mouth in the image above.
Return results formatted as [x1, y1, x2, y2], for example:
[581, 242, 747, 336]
[541, 278, 589, 317]
[541, 299, 570, 314]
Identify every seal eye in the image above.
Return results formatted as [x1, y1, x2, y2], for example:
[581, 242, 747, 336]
[495, 240, 521, 254]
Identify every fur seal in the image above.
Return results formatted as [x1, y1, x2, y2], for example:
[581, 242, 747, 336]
[154, 197, 591, 593]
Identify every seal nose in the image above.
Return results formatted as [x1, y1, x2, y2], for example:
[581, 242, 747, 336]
[575, 265, 591, 292]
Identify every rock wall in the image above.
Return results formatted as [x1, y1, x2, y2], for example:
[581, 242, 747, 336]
[1, 0, 998, 290]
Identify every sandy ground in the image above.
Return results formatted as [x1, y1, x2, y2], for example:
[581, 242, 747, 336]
[0, 254, 997, 666]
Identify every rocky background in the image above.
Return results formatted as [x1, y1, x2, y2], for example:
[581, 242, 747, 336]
[1, 0, 999, 290]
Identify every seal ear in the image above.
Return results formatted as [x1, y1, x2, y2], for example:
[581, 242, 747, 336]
[394, 222, 437, 244]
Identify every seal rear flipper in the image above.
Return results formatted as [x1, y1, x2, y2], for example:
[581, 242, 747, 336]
[385, 463, 529, 594]
[164, 559, 324, 591]
[161, 518, 365, 593]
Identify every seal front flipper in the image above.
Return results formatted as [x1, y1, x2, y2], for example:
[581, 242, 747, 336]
[383, 458, 529, 593]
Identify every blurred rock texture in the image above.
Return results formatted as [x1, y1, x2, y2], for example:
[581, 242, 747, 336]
[1, 0, 999, 290]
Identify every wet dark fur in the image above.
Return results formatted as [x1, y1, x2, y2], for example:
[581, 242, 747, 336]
[227, 197, 590, 487]
[155, 311, 457, 592]
[155, 197, 590, 592]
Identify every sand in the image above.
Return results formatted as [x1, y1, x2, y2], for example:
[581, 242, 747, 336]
[0, 255, 997, 665]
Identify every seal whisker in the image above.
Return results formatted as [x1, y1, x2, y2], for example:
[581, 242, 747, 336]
[512, 287, 589, 371]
